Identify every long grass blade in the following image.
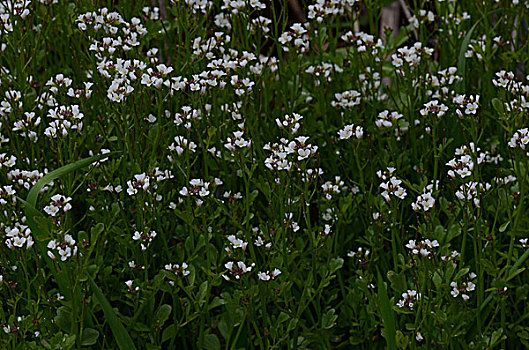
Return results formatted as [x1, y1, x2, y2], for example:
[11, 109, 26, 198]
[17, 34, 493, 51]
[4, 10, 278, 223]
[87, 275, 137, 350]
[377, 270, 397, 350]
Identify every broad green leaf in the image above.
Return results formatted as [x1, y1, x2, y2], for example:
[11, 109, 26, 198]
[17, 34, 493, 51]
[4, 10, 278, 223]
[162, 324, 176, 343]
[433, 271, 442, 289]
[54, 306, 73, 333]
[217, 317, 231, 341]
[454, 267, 470, 280]
[155, 304, 172, 326]
[203, 334, 220, 350]
[81, 328, 99, 346]
[387, 271, 406, 292]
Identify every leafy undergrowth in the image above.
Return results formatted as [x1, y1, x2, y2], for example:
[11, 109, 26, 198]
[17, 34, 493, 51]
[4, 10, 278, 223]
[1, 0, 529, 348]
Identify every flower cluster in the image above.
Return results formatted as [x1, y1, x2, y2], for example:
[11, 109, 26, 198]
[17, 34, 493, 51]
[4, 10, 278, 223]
[223, 261, 255, 280]
[337, 124, 364, 140]
[264, 136, 318, 172]
[391, 43, 434, 71]
[5, 223, 33, 250]
[396, 290, 421, 310]
[164, 262, 190, 277]
[226, 234, 248, 253]
[453, 94, 480, 118]
[420, 100, 448, 119]
[257, 269, 282, 281]
[446, 143, 485, 179]
[307, 0, 357, 23]
[12, 112, 41, 142]
[132, 229, 157, 250]
[43, 194, 73, 217]
[341, 32, 384, 59]
[305, 62, 343, 85]
[47, 234, 78, 262]
[126, 168, 174, 196]
[167, 136, 197, 159]
[450, 272, 477, 300]
[508, 128, 529, 155]
[347, 247, 370, 265]
[44, 105, 84, 138]
[224, 130, 252, 151]
[405, 239, 439, 259]
[7, 168, 53, 191]
[276, 113, 303, 134]
[179, 178, 222, 198]
[332, 90, 361, 109]
[375, 110, 402, 129]
[378, 169, 407, 202]
[278, 23, 310, 53]
[321, 176, 348, 200]
[455, 181, 491, 208]
[411, 184, 436, 212]
[424, 67, 462, 99]
[125, 280, 139, 293]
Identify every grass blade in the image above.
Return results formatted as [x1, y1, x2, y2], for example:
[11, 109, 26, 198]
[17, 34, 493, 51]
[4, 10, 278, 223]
[21, 152, 120, 300]
[377, 270, 397, 350]
[87, 275, 137, 350]
[26, 152, 120, 207]
[456, 21, 480, 93]
[510, 248, 529, 275]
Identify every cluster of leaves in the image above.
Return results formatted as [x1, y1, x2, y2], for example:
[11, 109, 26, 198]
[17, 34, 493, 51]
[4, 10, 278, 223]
[1, 0, 529, 348]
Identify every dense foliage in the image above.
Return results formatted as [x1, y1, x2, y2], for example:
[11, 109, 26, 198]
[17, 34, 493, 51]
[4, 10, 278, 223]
[1, 0, 529, 348]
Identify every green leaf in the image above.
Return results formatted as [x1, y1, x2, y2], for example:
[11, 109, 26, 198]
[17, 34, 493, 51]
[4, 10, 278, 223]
[91, 223, 105, 243]
[454, 267, 470, 280]
[377, 270, 396, 350]
[387, 271, 407, 292]
[321, 309, 337, 329]
[155, 304, 172, 326]
[218, 317, 231, 341]
[203, 334, 220, 350]
[54, 306, 73, 333]
[396, 330, 409, 349]
[287, 318, 298, 332]
[490, 328, 505, 347]
[162, 324, 176, 343]
[277, 312, 289, 324]
[81, 328, 99, 346]
[499, 221, 510, 233]
[208, 297, 225, 311]
[433, 271, 442, 289]
[197, 281, 209, 307]
[507, 268, 525, 281]
[511, 249, 529, 275]
[329, 257, 344, 274]
[87, 275, 136, 350]
[491, 98, 504, 115]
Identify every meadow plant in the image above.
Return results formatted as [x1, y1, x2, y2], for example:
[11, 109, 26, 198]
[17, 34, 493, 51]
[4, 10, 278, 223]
[1, 0, 529, 348]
